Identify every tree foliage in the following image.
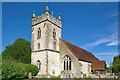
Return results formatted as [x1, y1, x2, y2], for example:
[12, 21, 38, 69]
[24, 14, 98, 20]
[112, 55, 120, 73]
[2, 59, 39, 79]
[2, 38, 39, 79]
[2, 38, 31, 64]
[106, 67, 112, 73]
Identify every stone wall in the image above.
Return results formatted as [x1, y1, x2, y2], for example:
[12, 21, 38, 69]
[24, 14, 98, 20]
[59, 40, 91, 78]
[32, 14, 62, 52]
[47, 51, 60, 76]
[79, 61, 91, 78]
[32, 13, 62, 28]
[59, 40, 81, 78]
[31, 51, 47, 75]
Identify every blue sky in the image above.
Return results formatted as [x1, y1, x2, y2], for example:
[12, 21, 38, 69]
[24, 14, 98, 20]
[2, 2, 119, 66]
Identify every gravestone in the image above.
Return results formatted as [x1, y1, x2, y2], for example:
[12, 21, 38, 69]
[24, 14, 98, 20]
[28, 72, 32, 79]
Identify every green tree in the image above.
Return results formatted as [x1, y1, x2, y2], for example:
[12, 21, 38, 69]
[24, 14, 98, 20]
[2, 38, 31, 64]
[2, 38, 39, 79]
[112, 55, 120, 73]
[106, 67, 112, 73]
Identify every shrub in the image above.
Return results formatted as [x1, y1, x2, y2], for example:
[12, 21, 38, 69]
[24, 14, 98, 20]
[2, 59, 39, 79]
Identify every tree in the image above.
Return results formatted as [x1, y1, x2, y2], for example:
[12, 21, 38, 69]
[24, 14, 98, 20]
[2, 38, 39, 79]
[106, 67, 112, 73]
[2, 38, 31, 64]
[112, 55, 120, 73]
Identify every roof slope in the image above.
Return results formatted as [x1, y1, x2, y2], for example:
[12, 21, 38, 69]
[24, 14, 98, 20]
[91, 61, 106, 70]
[60, 39, 106, 71]
[60, 39, 99, 62]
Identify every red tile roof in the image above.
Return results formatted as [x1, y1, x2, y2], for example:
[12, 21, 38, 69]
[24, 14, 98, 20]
[60, 39, 99, 62]
[91, 61, 106, 70]
[60, 39, 106, 71]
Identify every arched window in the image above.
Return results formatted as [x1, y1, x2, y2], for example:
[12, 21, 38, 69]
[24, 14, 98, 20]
[53, 29, 56, 40]
[38, 43, 40, 50]
[63, 55, 71, 70]
[36, 60, 41, 70]
[37, 28, 41, 39]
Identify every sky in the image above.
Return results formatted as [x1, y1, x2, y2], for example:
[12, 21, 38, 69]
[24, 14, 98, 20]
[2, 2, 119, 66]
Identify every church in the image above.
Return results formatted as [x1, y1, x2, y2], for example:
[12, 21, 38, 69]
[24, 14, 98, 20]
[31, 4, 106, 78]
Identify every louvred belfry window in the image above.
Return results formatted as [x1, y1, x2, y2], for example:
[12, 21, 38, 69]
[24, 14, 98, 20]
[38, 43, 40, 50]
[53, 29, 56, 40]
[37, 28, 41, 39]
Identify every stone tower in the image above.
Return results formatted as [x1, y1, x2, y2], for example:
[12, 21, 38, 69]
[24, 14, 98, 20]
[31, 4, 62, 76]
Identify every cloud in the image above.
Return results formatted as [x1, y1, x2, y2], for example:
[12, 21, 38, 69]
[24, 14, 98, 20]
[96, 52, 118, 56]
[111, 12, 118, 18]
[104, 11, 118, 19]
[82, 33, 118, 49]
[82, 18, 118, 49]
[107, 41, 118, 46]
[106, 33, 118, 46]
[95, 52, 118, 67]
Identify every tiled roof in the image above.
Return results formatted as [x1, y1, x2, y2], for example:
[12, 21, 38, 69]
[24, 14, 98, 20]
[60, 39, 106, 70]
[60, 39, 99, 62]
[91, 61, 106, 70]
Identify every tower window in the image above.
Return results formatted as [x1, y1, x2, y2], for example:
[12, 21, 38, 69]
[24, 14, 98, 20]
[53, 29, 56, 40]
[36, 60, 41, 70]
[53, 41, 56, 50]
[37, 28, 41, 39]
[38, 43, 40, 50]
[63, 55, 71, 70]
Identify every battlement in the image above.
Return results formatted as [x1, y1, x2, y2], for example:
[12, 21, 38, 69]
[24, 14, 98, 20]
[32, 13, 62, 28]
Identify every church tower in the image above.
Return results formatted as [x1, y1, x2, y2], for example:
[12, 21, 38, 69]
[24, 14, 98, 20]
[31, 4, 62, 77]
